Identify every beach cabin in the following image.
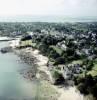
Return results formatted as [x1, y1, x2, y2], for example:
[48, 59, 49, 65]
[20, 35, 32, 47]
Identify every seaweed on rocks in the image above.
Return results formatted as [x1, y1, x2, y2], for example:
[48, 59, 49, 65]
[0, 46, 13, 53]
[14, 49, 38, 80]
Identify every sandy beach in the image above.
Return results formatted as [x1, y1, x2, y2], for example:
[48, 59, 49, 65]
[13, 47, 86, 100]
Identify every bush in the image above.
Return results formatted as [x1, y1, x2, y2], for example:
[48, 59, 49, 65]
[77, 83, 89, 95]
[91, 84, 97, 98]
[54, 57, 66, 65]
[85, 75, 95, 87]
[38, 43, 49, 55]
[52, 70, 65, 85]
[66, 48, 75, 56]
[49, 50, 60, 59]
[74, 77, 85, 85]
[83, 59, 94, 71]
[75, 75, 97, 98]
[87, 61, 94, 71]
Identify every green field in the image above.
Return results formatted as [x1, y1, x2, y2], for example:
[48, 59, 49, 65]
[50, 45, 63, 55]
[88, 59, 97, 76]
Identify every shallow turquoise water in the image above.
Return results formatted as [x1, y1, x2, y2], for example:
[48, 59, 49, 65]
[0, 42, 36, 100]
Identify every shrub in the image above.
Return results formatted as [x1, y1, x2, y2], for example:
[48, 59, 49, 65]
[49, 50, 60, 59]
[66, 48, 75, 56]
[77, 83, 89, 95]
[87, 61, 94, 71]
[52, 70, 65, 85]
[74, 77, 85, 85]
[54, 57, 65, 65]
[91, 84, 97, 98]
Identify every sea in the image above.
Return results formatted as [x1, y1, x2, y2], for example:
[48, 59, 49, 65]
[0, 41, 37, 100]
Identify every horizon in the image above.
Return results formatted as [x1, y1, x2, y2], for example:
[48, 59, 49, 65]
[0, 15, 97, 22]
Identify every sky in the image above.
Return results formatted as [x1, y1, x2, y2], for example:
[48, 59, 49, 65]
[0, 0, 97, 17]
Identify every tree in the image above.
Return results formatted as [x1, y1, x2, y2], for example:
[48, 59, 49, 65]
[77, 83, 89, 95]
[83, 59, 94, 77]
[49, 50, 60, 59]
[52, 70, 65, 85]
[54, 57, 66, 65]
[66, 48, 75, 56]
[91, 84, 97, 99]
[38, 43, 49, 55]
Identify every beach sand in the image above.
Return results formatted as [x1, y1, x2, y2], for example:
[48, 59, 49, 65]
[18, 48, 85, 100]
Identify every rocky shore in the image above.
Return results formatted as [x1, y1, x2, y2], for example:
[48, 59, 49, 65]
[1, 44, 91, 100]
[0, 46, 13, 53]
[13, 47, 60, 100]
[12, 47, 86, 100]
[13, 48, 53, 82]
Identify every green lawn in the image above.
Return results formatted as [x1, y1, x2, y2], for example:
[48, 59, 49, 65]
[50, 45, 63, 55]
[88, 62, 97, 76]
[88, 70, 97, 76]
[71, 60, 83, 64]
[32, 43, 37, 47]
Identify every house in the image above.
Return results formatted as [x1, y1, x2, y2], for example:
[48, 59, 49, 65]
[57, 41, 67, 51]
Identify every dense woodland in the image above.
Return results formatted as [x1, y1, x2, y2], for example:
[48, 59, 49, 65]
[1, 22, 97, 99]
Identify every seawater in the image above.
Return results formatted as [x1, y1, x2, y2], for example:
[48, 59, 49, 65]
[0, 42, 37, 100]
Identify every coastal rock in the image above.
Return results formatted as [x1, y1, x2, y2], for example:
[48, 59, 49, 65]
[0, 46, 13, 53]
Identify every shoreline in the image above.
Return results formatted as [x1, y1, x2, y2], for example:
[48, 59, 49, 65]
[13, 47, 60, 100]
[13, 47, 86, 100]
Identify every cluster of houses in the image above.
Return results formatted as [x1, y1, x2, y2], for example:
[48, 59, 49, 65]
[62, 64, 84, 80]
[8, 26, 97, 81]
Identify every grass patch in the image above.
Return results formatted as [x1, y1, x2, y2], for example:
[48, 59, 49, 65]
[50, 45, 63, 55]
[88, 63, 97, 76]
[71, 60, 83, 64]
[32, 43, 37, 47]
